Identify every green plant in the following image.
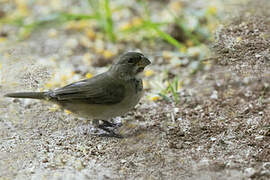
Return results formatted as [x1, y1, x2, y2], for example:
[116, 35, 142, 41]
[0, 0, 117, 41]
[159, 77, 181, 104]
[88, 0, 116, 42]
[0, 12, 98, 39]
[121, 1, 185, 49]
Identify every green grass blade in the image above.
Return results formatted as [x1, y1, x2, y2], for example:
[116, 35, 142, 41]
[150, 24, 184, 49]
[158, 93, 171, 102]
[13, 12, 98, 39]
[104, 0, 116, 42]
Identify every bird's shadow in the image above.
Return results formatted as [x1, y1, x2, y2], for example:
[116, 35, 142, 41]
[75, 122, 157, 139]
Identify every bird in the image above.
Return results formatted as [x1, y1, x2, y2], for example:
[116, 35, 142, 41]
[4, 52, 151, 138]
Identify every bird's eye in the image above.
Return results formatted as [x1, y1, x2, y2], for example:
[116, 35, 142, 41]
[128, 58, 134, 63]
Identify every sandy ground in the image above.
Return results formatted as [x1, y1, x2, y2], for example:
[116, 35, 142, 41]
[0, 0, 269, 179]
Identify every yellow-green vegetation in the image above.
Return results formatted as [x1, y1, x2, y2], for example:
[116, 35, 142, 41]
[1, 0, 219, 45]
[0, 0, 221, 104]
[159, 77, 181, 104]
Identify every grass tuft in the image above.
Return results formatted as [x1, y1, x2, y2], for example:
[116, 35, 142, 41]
[159, 77, 181, 104]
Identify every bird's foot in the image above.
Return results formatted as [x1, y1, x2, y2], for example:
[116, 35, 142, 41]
[97, 125, 123, 138]
[92, 119, 123, 138]
[100, 120, 122, 128]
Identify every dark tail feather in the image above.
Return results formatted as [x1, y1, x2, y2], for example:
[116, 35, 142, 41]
[4, 92, 46, 99]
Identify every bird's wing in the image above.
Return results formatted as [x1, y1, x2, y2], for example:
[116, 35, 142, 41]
[51, 74, 125, 105]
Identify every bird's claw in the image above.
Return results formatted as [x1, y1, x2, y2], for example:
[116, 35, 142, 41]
[97, 125, 123, 138]
[101, 120, 122, 128]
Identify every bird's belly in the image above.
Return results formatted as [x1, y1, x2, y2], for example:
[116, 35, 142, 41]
[63, 91, 143, 119]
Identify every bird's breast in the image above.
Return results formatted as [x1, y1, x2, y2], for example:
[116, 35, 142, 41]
[121, 78, 143, 108]
[133, 78, 143, 93]
[61, 78, 144, 119]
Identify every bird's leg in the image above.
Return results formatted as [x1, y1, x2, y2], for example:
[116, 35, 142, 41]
[92, 119, 123, 138]
[100, 120, 122, 128]
[98, 128, 123, 138]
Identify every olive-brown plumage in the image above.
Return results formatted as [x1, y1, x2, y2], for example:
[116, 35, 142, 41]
[4, 52, 151, 137]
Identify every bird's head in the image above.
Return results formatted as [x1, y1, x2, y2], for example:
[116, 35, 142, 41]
[109, 52, 151, 79]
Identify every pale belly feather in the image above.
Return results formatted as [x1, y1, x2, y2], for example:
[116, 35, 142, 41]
[63, 79, 143, 120]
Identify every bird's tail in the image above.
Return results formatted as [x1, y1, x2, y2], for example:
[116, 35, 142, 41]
[4, 92, 47, 100]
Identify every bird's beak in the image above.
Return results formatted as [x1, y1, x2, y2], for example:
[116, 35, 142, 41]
[137, 56, 151, 67]
[135, 56, 151, 74]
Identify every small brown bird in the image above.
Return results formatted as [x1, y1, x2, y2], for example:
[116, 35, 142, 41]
[4, 52, 151, 138]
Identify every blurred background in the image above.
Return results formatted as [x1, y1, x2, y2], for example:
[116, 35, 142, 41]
[0, 0, 222, 102]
